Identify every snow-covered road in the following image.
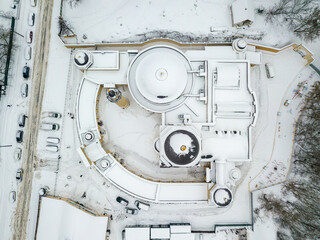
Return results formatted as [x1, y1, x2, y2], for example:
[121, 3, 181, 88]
[12, 1, 54, 239]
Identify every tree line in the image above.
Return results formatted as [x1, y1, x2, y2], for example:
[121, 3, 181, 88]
[258, 81, 320, 240]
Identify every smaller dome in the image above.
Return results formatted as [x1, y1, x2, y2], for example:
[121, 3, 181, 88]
[230, 168, 241, 181]
[85, 132, 94, 141]
[73, 50, 93, 70]
[213, 188, 232, 207]
[164, 129, 200, 165]
[232, 39, 247, 53]
[237, 39, 247, 49]
[74, 51, 89, 66]
[100, 160, 110, 168]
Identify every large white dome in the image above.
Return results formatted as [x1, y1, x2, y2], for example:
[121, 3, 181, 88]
[135, 50, 188, 104]
[128, 46, 193, 112]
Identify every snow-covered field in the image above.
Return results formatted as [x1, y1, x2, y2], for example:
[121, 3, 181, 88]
[1, 0, 319, 239]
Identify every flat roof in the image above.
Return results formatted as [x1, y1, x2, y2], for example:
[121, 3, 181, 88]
[36, 197, 108, 240]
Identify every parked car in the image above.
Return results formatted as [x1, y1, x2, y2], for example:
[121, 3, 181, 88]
[9, 191, 16, 203]
[21, 83, 28, 98]
[284, 99, 290, 107]
[43, 112, 62, 119]
[134, 200, 150, 211]
[116, 196, 129, 206]
[23, 66, 30, 79]
[265, 63, 275, 79]
[40, 123, 59, 131]
[26, 30, 33, 44]
[30, 0, 36, 7]
[28, 12, 35, 26]
[14, 147, 22, 160]
[47, 137, 60, 144]
[25, 46, 32, 60]
[18, 114, 27, 127]
[46, 145, 59, 152]
[125, 208, 138, 215]
[16, 168, 23, 182]
[16, 130, 24, 143]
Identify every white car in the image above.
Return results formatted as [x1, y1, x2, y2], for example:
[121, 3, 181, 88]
[125, 208, 138, 215]
[16, 168, 23, 182]
[47, 137, 60, 144]
[265, 63, 275, 78]
[30, 0, 36, 7]
[42, 112, 62, 119]
[26, 30, 33, 44]
[46, 145, 59, 152]
[134, 200, 150, 211]
[28, 12, 35, 26]
[14, 148, 22, 160]
[25, 46, 32, 60]
[40, 123, 60, 131]
[21, 83, 28, 98]
[9, 191, 16, 203]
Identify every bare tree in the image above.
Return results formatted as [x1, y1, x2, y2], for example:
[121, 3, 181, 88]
[259, 81, 320, 240]
[264, 0, 315, 21]
[0, 25, 11, 81]
[262, 0, 320, 41]
[58, 16, 75, 37]
[293, 7, 320, 41]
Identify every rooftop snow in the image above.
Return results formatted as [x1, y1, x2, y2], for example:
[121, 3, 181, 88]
[36, 197, 108, 240]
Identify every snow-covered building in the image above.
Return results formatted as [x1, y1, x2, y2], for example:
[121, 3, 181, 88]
[231, 0, 255, 26]
[36, 196, 109, 240]
[124, 224, 195, 240]
[73, 39, 258, 208]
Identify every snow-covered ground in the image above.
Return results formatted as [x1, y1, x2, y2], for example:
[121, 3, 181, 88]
[1, 0, 319, 239]
[62, 0, 320, 67]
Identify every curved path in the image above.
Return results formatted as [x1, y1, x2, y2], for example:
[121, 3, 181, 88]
[76, 76, 210, 203]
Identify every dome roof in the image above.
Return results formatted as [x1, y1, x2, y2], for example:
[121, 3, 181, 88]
[128, 46, 193, 112]
[74, 51, 89, 66]
[164, 129, 200, 165]
[135, 50, 188, 104]
[213, 188, 232, 207]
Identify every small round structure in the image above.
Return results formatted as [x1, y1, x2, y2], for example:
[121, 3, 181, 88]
[39, 187, 48, 196]
[106, 88, 122, 103]
[232, 39, 247, 53]
[128, 46, 194, 112]
[85, 132, 94, 141]
[212, 187, 233, 207]
[229, 168, 241, 181]
[164, 129, 200, 166]
[100, 159, 110, 169]
[73, 50, 93, 70]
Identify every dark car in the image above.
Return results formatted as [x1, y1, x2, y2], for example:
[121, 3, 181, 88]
[18, 114, 27, 127]
[23, 66, 30, 79]
[116, 196, 129, 206]
[16, 130, 24, 143]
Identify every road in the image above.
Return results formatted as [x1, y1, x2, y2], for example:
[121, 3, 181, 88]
[13, 1, 53, 239]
